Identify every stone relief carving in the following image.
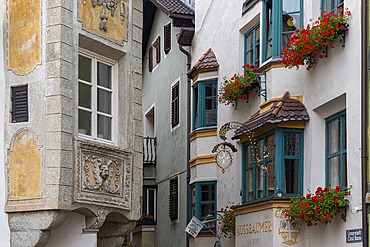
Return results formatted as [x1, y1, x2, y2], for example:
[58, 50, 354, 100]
[83, 0, 125, 32]
[82, 155, 121, 194]
[74, 140, 131, 209]
[83, 207, 109, 233]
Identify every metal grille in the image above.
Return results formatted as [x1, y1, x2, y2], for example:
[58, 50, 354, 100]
[12, 86, 28, 123]
[143, 137, 156, 165]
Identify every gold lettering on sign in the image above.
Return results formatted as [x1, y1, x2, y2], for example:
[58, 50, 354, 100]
[236, 221, 272, 236]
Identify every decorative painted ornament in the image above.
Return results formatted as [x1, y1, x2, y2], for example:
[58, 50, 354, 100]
[212, 142, 237, 174]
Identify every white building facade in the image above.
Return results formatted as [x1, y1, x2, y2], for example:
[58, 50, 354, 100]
[188, 0, 363, 246]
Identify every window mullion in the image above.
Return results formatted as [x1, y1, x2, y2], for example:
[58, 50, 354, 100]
[93, 58, 98, 139]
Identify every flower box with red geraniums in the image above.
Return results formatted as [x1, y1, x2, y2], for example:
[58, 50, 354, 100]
[216, 202, 240, 238]
[280, 7, 351, 70]
[216, 64, 259, 106]
[278, 185, 351, 227]
[136, 213, 156, 226]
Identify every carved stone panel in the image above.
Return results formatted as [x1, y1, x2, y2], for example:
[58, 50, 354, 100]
[74, 140, 131, 209]
[8, 130, 42, 199]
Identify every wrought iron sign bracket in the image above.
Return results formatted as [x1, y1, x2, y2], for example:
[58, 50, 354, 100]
[254, 72, 266, 102]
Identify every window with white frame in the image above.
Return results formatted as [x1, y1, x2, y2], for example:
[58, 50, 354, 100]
[78, 51, 116, 143]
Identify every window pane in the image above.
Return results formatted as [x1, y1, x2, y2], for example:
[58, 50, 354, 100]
[282, 0, 300, 13]
[284, 159, 299, 194]
[343, 153, 347, 188]
[247, 145, 253, 165]
[192, 205, 196, 217]
[205, 110, 216, 125]
[97, 114, 111, 140]
[205, 84, 216, 97]
[328, 155, 340, 189]
[257, 165, 264, 199]
[267, 135, 275, 159]
[256, 43, 260, 63]
[284, 133, 300, 156]
[201, 204, 214, 221]
[257, 139, 264, 161]
[267, 162, 275, 196]
[78, 55, 91, 82]
[247, 32, 254, 49]
[282, 13, 300, 33]
[78, 110, 91, 135]
[246, 51, 253, 65]
[148, 190, 155, 217]
[192, 186, 196, 203]
[282, 33, 290, 50]
[79, 82, 91, 109]
[256, 27, 260, 43]
[97, 62, 112, 89]
[328, 119, 340, 154]
[97, 89, 112, 114]
[205, 98, 216, 110]
[194, 87, 199, 129]
[343, 117, 346, 149]
[246, 168, 253, 201]
[324, 0, 335, 12]
[201, 184, 214, 201]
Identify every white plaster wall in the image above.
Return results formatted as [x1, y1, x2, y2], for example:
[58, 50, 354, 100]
[0, 0, 11, 246]
[191, 0, 363, 246]
[45, 212, 97, 247]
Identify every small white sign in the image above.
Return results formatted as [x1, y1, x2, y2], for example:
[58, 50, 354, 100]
[185, 216, 204, 238]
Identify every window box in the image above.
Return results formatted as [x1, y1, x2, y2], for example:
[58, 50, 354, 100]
[136, 218, 156, 226]
[280, 8, 351, 70]
[217, 64, 259, 106]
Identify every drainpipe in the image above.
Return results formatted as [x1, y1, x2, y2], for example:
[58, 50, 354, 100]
[179, 44, 191, 247]
[362, 0, 368, 245]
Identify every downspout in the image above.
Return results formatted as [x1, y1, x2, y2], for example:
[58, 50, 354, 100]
[179, 44, 191, 247]
[362, 0, 368, 245]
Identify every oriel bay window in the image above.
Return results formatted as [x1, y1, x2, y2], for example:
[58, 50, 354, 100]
[193, 80, 217, 129]
[190, 182, 217, 222]
[78, 51, 116, 143]
[262, 0, 303, 61]
[242, 129, 303, 203]
[326, 111, 347, 189]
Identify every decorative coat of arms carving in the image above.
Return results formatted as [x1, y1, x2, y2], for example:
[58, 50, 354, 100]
[83, 0, 125, 31]
[74, 140, 131, 209]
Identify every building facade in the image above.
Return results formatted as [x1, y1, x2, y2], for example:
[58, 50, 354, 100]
[140, 0, 194, 246]
[188, 0, 363, 246]
[0, 0, 143, 246]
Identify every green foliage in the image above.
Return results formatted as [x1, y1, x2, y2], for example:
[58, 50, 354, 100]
[278, 185, 351, 227]
[280, 7, 351, 70]
[216, 202, 240, 238]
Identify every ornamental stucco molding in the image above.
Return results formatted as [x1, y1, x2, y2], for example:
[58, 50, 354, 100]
[74, 139, 132, 209]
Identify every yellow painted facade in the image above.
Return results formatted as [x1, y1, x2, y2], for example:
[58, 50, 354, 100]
[79, 0, 127, 43]
[9, 131, 41, 199]
[9, 0, 41, 74]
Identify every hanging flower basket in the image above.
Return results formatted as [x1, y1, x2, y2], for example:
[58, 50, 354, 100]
[217, 64, 259, 106]
[280, 7, 351, 70]
[217, 202, 240, 238]
[278, 185, 351, 227]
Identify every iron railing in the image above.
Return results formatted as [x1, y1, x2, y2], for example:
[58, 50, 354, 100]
[143, 137, 156, 165]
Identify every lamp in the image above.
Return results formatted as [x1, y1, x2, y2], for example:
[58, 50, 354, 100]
[201, 213, 218, 229]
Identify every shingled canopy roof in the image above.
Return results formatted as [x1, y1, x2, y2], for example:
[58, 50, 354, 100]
[234, 92, 309, 137]
[151, 0, 194, 15]
[187, 48, 219, 79]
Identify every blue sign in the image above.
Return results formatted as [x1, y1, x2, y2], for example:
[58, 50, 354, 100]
[346, 229, 362, 243]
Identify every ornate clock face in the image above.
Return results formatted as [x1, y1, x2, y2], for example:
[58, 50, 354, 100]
[215, 146, 233, 174]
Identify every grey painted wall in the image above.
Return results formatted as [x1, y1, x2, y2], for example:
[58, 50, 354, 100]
[142, 8, 189, 247]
